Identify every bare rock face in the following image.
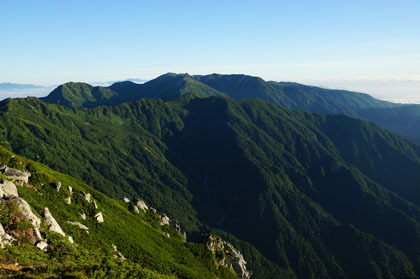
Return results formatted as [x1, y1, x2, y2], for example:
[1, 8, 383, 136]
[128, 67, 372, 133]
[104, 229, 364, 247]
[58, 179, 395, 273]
[135, 199, 149, 212]
[2, 167, 30, 184]
[44, 207, 65, 236]
[204, 234, 251, 279]
[225, 243, 251, 279]
[55, 181, 61, 192]
[0, 180, 18, 198]
[95, 212, 104, 223]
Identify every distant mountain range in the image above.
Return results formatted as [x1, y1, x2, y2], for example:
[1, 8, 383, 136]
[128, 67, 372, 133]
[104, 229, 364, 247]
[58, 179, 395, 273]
[41, 73, 420, 143]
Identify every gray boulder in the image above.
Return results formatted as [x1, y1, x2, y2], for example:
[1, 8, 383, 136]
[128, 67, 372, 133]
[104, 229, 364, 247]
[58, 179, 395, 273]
[2, 167, 30, 184]
[135, 199, 149, 212]
[44, 207, 65, 236]
[0, 180, 18, 198]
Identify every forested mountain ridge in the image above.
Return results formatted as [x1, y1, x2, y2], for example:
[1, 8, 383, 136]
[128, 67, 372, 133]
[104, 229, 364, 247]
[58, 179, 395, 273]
[2, 95, 420, 278]
[41, 73, 420, 143]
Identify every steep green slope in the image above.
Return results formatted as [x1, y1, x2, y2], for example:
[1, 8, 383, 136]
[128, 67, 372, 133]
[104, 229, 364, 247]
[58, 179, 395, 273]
[41, 82, 118, 108]
[2, 96, 420, 278]
[0, 146, 239, 278]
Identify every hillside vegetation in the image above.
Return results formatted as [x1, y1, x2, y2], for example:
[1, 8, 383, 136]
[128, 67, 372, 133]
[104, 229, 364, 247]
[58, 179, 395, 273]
[2, 96, 420, 278]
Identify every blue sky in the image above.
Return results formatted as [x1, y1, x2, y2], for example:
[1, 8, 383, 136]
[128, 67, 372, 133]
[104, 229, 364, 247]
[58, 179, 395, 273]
[1, 0, 420, 101]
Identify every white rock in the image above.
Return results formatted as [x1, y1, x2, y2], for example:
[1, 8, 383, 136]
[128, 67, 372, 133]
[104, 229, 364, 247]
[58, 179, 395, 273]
[132, 205, 140, 214]
[150, 207, 157, 213]
[92, 200, 98, 209]
[112, 244, 118, 251]
[2, 167, 30, 184]
[55, 181, 61, 192]
[44, 207, 65, 236]
[64, 196, 71, 205]
[164, 232, 170, 238]
[84, 192, 92, 203]
[80, 212, 86, 220]
[160, 214, 170, 226]
[36, 241, 48, 251]
[17, 198, 42, 239]
[0, 223, 15, 249]
[0, 180, 18, 198]
[68, 236, 74, 244]
[122, 197, 130, 203]
[67, 186, 73, 194]
[135, 199, 148, 212]
[67, 221, 89, 231]
[95, 212, 104, 223]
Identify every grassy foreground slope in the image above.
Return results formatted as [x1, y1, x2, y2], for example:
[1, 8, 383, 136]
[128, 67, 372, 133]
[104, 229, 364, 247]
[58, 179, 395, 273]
[0, 146, 238, 279]
[2, 96, 420, 278]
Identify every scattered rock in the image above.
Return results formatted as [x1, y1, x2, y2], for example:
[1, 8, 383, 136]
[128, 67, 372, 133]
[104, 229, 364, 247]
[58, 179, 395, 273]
[67, 186, 73, 194]
[0, 180, 18, 198]
[64, 196, 71, 205]
[67, 221, 89, 232]
[44, 207, 65, 236]
[150, 207, 157, 213]
[36, 240, 48, 251]
[160, 214, 170, 226]
[122, 197, 130, 203]
[92, 200, 98, 209]
[7, 210, 37, 244]
[83, 192, 92, 203]
[68, 236, 74, 244]
[95, 212, 104, 223]
[55, 182, 61, 192]
[164, 232, 170, 238]
[135, 199, 148, 212]
[80, 212, 86, 220]
[2, 167, 30, 184]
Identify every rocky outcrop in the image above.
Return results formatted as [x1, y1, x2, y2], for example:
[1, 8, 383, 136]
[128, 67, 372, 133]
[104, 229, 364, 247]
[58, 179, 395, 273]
[204, 234, 251, 279]
[44, 208, 65, 236]
[135, 199, 148, 212]
[0, 180, 18, 198]
[1, 167, 30, 184]
[95, 212, 104, 223]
